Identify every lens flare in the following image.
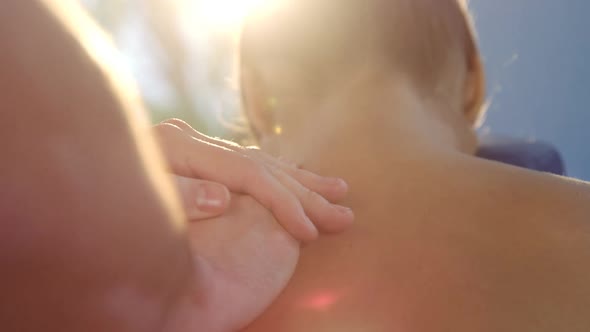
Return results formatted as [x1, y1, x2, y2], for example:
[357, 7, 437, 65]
[300, 290, 342, 311]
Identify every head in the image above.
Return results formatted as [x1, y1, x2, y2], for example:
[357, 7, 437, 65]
[240, 0, 486, 148]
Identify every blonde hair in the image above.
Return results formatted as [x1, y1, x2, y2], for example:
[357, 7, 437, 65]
[241, 0, 485, 124]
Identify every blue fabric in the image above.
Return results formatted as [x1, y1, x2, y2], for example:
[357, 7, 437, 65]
[476, 136, 566, 176]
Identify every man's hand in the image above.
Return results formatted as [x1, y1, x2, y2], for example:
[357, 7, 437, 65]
[154, 119, 355, 330]
[165, 194, 304, 332]
[154, 119, 354, 242]
[173, 175, 231, 220]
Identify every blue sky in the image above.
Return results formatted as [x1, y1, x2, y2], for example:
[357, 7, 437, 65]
[471, 0, 590, 180]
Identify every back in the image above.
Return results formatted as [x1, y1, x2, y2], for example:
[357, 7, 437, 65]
[244, 151, 590, 332]
[240, 0, 590, 330]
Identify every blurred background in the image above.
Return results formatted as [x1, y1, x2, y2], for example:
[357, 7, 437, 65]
[80, 0, 590, 180]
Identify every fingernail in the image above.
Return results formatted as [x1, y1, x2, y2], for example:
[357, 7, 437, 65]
[334, 205, 354, 217]
[195, 183, 228, 212]
[328, 177, 348, 189]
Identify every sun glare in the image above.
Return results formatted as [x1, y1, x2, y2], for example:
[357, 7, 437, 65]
[199, 0, 272, 27]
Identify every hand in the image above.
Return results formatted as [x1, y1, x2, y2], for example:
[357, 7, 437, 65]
[172, 175, 230, 220]
[154, 119, 355, 331]
[154, 119, 354, 242]
[165, 194, 305, 332]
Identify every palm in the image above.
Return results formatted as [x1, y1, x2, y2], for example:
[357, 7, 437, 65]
[185, 194, 300, 331]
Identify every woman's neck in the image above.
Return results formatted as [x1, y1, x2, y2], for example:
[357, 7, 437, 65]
[262, 79, 477, 188]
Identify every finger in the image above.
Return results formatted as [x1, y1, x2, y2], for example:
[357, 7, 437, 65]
[154, 123, 233, 174]
[165, 130, 318, 242]
[247, 148, 349, 203]
[174, 175, 231, 221]
[189, 149, 319, 242]
[161, 118, 241, 150]
[161, 118, 193, 132]
[160, 119, 349, 202]
[239, 166, 319, 242]
[268, 166, 354, 233]
[288, 169, 349, 203]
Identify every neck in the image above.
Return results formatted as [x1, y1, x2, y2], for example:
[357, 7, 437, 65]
[261, 78, 477, 192]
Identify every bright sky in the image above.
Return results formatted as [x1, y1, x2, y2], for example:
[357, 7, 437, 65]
[79, 0, 590, 180]
[175, 0, 274, 30]
[196, 0, 590, 180]
[472, 0, 590, 180]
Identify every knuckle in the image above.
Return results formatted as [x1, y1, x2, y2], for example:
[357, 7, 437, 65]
[244, 147, 260, 158]
[236, 157, 274, 196]
[161, 118, 189, 129]
[244, 158, 269, 183]
[153, 122, 183, 139]
[278, 156, 298, 169]
[244, 148, 267, 164]
[265, 162, 281, 177]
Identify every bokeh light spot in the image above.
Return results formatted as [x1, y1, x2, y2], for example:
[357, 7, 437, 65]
[303, 291, 340, 311]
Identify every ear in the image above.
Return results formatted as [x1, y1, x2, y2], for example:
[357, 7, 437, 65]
[240, 64, 275, 141]
[463, 53, 486, 127]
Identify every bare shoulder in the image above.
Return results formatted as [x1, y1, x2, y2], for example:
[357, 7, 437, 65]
[458, 154, 590, 223]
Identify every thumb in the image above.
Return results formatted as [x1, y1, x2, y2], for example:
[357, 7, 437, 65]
[173, 175, 231, 221]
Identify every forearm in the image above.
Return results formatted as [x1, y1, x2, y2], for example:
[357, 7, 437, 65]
[0, 1, 194, 331]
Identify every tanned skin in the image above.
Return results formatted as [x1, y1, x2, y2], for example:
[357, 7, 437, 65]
[240, 0, 590, 331]
[0, 1, 193, 330]
[0, 1, 353, 331]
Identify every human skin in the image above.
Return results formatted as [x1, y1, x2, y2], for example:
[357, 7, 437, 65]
[240, 1, 590, 331]
[0, 1, 353, 331]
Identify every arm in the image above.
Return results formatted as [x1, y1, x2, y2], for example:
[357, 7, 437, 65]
[0, 1, 193, 331]
[0, 2, 354, 331]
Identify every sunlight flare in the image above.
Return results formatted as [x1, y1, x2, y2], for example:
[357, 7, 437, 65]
[199, 0, 273, 27]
